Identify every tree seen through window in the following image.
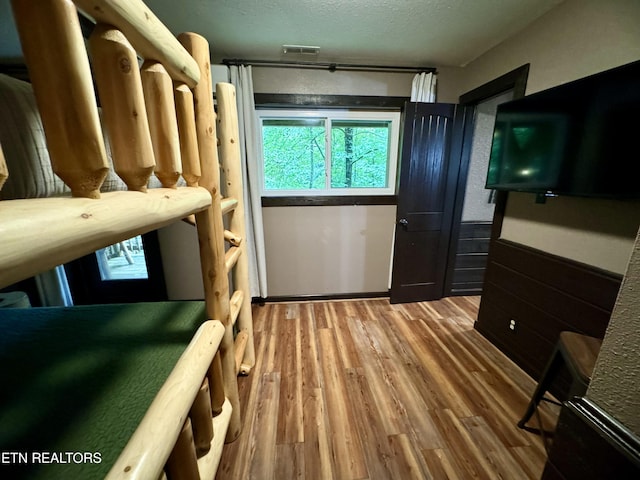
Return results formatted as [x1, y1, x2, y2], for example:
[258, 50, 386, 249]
[260, 111, 398, 194]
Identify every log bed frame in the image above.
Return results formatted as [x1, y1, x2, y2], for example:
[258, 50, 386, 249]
[0, 0, 254, 478]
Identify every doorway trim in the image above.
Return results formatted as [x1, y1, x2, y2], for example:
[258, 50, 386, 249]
[444, 64, 530, 295]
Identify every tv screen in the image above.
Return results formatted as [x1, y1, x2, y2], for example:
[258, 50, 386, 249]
[486, 60, 640, 198]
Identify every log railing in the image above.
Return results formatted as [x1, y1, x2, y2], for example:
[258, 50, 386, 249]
[217, 83, 256, 374]
[3, 0, 255, 477]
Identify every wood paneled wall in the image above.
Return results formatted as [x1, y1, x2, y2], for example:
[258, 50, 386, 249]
[475, 239, 622, 393]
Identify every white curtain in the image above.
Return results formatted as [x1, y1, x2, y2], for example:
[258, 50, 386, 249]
[410, 72, 437, 102]
[228, 65, 268, 299]
[35, 266, 73, 306]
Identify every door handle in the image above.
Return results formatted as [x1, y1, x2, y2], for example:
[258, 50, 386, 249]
[399, 218, 409, 230]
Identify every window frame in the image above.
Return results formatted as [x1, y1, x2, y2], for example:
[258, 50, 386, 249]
[257, 108, 401, 197]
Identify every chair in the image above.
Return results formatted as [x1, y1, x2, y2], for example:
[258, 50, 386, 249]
[517, 331, 602, 429]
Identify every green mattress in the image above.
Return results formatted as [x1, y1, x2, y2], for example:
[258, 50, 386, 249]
[0, 301, 208, 480]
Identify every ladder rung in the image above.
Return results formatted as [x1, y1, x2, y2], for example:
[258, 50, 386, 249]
[224, 229, 242, 247]
[224, 246, 241, 273]
[221, 196, 238, 214]
[234, 331, 249, 375]
[230, 290, 244, 326]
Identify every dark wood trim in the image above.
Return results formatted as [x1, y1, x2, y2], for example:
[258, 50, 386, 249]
[256, 94, 402, 208]
[476, 239, 622, 386]
[254, 93, 409, 110]
[459, 64, 530, 105]
[444, 64, 530, 296]
[262, 195, 397, 207]
[443, 108, 476, 294]
[489, 190, 508, 242]
[543, 397, 640, 479]
[255, 291, 389, 304]
[459, 64, 530, 243]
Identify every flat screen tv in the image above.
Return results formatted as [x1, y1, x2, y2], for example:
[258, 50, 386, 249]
[486, 60, 640, 198]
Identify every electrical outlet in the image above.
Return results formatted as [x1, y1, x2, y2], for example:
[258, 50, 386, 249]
[509, 319, 517, 331]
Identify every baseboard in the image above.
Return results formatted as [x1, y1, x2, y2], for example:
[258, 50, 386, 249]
[253, 291, 389, 304]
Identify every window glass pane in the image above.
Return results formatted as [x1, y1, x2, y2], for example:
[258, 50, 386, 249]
[96, 236, 149, 280]
[330, 120, 390, 189]
[262, 119, 326, 190]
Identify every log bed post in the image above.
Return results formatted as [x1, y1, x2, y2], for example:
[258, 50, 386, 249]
[208, 353, 226, 415]
[190, 378, 214, 456]
[11, 0, 109, 199]
[164, 418, 200, 480]
[216, 83, 256, 373]
[141, 61, 182, 189]
[89, 24, 155, 191]
[174, 84, 202, 187]
[5, 0, 240, 476]
[179, 32, 243, 442]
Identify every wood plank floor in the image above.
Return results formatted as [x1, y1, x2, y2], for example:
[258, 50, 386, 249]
[216, 296, 558, 479]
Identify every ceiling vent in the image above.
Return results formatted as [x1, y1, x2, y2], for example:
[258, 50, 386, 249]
[282, 45, 320, 56]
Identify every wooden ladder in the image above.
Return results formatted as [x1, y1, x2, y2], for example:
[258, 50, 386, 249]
[180, 35, 255, 442]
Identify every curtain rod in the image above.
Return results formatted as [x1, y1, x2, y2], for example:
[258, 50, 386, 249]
[222, 58, 436, 74]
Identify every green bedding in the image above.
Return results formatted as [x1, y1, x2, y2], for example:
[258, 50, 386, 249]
[0, 301, 208, 480]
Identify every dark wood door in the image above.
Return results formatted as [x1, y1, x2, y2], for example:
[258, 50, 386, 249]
[390, 102, 467, 303]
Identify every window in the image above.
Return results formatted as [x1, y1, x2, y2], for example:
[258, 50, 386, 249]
[258, 109, 400, 196]
[96, 235, 149, 280]
[64, 231, 167, 305]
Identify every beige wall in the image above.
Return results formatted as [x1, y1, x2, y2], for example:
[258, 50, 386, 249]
[462, 0, 640, 436]
[263, 205, 395, 296]
[185, 0, 640, 297]
[252, 66, 456, 296]
[158, 222, 204, 300]
[252, 65, 463, 102]
[459, 0, 640, 274]
[457, 0, 640, 96]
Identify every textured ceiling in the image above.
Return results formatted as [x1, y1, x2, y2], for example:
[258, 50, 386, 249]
[144, 0, 564, 67]
[0, 0, 564, 67]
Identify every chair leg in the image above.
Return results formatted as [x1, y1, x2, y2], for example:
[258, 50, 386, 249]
[517, 346, 564, 428]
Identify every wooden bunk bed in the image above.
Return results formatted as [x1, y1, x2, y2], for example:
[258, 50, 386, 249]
[0, 0, 254, 478]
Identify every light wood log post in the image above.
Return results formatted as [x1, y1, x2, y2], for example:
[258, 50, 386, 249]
[11, 0, 109, 198]
[175, 84, 201, 187]
[89, 24, 155, 191]
[208, 353, 226, 415]
[72, 0, 200, 88]
[164, 418, 200, 480]
[140, 61, 182, 188]
[179, 32, 242, 442]
[216, 83, 256, 373]
[0, 143, 7, 192]
[192, 207, 241, 442]
[224, 230, 242, 247]
[176, 33, 216, 191]
[190, 378, 214, 456]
